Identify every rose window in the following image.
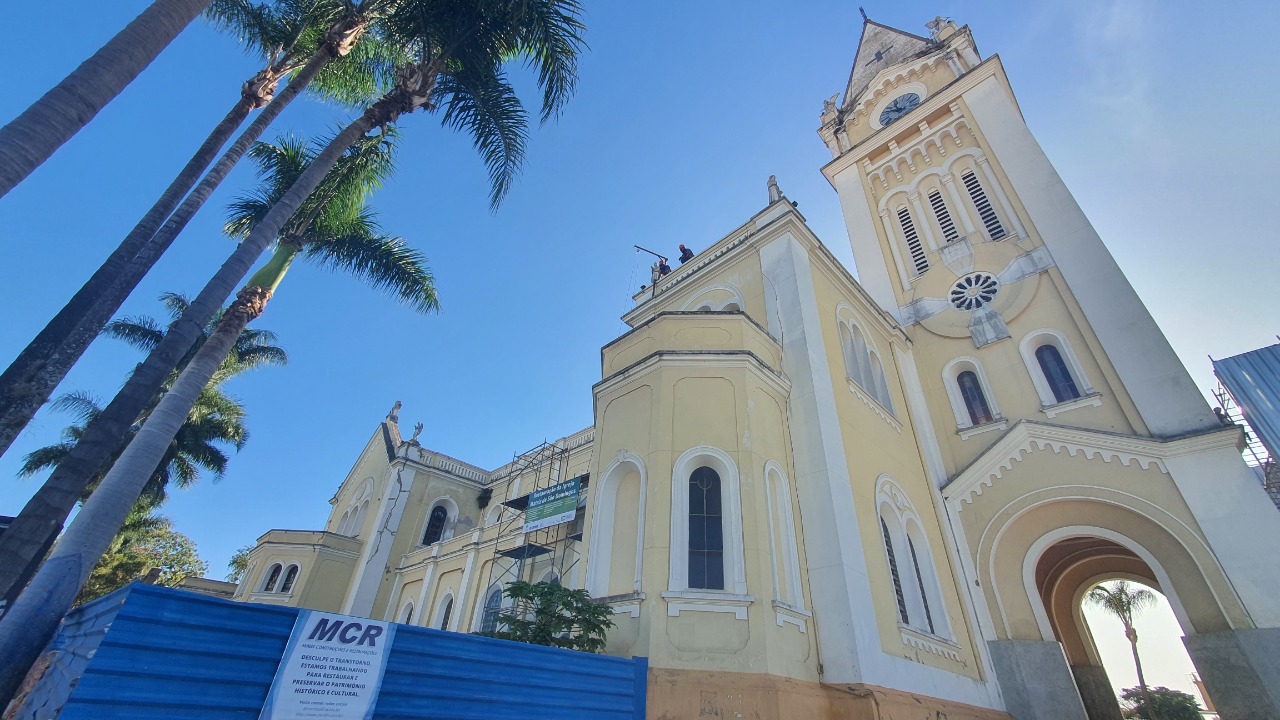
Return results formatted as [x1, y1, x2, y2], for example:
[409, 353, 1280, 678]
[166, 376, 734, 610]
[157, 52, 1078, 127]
[949, 273, 999, 311]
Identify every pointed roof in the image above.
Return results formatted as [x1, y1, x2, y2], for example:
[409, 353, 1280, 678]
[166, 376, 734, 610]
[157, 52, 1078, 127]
[842, 18, 938, 109]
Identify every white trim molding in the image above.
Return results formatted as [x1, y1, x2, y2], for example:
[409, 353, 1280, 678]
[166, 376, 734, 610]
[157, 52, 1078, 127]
[1018, 328, 1095, 408]
[586, 452, 647, 598]
[667, 446, 749, 614]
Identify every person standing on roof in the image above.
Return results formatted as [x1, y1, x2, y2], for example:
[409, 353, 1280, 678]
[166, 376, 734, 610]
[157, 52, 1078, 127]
[658, 258, 672, 276]
[678, 244, 694, 264]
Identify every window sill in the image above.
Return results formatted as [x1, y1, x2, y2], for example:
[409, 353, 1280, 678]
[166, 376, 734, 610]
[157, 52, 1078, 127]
[898, 624, 962, 662]
[1041, 393, 1102, 418]
[846, 378, 902, 432]
[249, 591, 295, 602]
[957, 418, 1006, 440]
[597, 592, 645, 618]
[772, 600, 811, 632]
[661, 590, 754, 620]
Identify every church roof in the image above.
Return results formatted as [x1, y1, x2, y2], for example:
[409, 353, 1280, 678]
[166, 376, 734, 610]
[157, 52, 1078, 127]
[842, 18, 938, 109]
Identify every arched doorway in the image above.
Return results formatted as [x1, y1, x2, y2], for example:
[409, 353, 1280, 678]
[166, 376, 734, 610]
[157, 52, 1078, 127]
[1033, 536, 1200, 719]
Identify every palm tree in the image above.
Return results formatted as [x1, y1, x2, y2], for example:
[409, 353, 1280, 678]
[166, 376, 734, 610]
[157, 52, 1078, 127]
[0, 294, 285, 609]
[0, 0, 402, 460]
[0, 3, 585, 700]
[1086, 580, 1160, 719]
[0, 0, 213, 199]
[0, 131, 396, 606]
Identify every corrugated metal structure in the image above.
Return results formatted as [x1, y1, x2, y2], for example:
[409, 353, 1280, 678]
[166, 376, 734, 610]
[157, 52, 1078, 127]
[13, 583, 647, 720]
[1214, 342, 1280, 458]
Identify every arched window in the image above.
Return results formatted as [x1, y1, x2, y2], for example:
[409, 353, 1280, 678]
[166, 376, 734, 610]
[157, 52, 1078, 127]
[927, 189, 960, 243]
[880, 517, 909, 624]
[280, 565, 300, 594]
[540, 571, 561, 587]
[960, 169, 1006, 240]
[479, 587, 503, 633]
[896, 206, 929, 274]
[1036, 344, 1081, 402]
[869, 352, 894, 413]
[957, 370, 994, 425]
[261, 563, 282, 593]
[337, 511, 350, 534]
[877, 476, 952, 638]
[907, 537, 935, 634]
[438, 597, 454, 631]
[688, 467, 724, 590]
[400, 602, 414, 624]
[423, 505, 448, 545]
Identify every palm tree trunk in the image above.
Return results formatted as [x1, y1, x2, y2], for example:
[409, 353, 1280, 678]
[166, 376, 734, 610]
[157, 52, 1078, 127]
[0, 0, 213, 199]
[0, 48, 369, 604]
[0, 45, 340, 461]
[1128, 629, 1158, 719]
[0, 69, 433, 701]
[0, 290, 258, 707]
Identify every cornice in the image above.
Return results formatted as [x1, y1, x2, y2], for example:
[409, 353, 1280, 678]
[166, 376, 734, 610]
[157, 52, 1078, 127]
[593, 350, 792, 400]
[943, 421, 1244, 507]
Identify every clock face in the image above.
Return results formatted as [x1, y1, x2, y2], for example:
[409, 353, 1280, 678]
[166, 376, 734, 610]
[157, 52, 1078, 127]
[879, 93, 922, 126]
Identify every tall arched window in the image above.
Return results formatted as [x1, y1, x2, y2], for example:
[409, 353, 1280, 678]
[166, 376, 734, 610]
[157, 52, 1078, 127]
[961, 169, 1006, 240]
[877, 476, 952, 638]
[688, 467, 724, 590]
[280, 565, 300, 594]
[957, 370, 994, 425]
[880, 517, 909, 624]
[896, 206, 930, 274]
[438, 597, 454, 631]
[479, 587, 502, 633]
[927, 189, 960, 243]
[422, 505, 448, 545]
[1036, 344, 1081, 402]
[261, 563, 282, 593]
[907, 538, 935, 634]
[399, 602, 414, 624]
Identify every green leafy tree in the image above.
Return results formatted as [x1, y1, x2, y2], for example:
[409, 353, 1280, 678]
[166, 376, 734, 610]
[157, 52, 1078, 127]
[75, 512, 208, 607]
[1086, 581, 1160, 718]
[480, 580, 615, 654]
[227, 544, 255, 583]
[1120, 686, 1202, 720]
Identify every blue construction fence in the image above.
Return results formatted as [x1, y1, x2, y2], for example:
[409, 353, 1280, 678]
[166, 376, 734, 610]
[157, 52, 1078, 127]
[10, 583, 648, 719]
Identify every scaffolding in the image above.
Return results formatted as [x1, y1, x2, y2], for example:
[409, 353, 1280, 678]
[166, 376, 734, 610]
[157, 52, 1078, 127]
[1212, 381, 1280, 509]
[479, 440, 590, 600]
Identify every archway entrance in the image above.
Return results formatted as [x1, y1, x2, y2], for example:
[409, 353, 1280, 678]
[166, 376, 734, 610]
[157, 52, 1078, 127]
[1034, 536, 1206, 719]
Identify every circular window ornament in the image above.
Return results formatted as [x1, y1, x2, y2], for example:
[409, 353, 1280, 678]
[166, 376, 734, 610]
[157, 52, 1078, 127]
[949, 273, 999, 311]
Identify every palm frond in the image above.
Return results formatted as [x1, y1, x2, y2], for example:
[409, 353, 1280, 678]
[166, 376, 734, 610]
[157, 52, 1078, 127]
[18, 442, 75, 478]
[102, 315, 167, 353]
[509, 0, 587, 122]
[159, 292, 192, 322]
[309, 31, 408, 108]
[49, 391, 104, 426]
[304, 222, 438, 313]
[436, 65, 527, 209]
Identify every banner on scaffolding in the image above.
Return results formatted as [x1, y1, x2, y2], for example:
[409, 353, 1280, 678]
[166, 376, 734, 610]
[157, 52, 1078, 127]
[523, 477, 581, 533]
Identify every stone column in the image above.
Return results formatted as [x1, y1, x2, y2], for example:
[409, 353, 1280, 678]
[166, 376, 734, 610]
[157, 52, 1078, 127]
[988, 639, 1088, 720]
[1184, 629, 1280, 720]
[1070, 665, 1123, 720]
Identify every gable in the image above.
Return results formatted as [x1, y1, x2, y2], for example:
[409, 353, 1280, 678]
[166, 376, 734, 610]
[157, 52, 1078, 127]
[843, 20, 937, 109]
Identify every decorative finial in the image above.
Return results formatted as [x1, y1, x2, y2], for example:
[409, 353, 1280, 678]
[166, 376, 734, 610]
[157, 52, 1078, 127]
[767, 175, 782, 204]
[411, 421, 424, 442]
[387, 400, 402, 424]
[859, 6, 869, 22]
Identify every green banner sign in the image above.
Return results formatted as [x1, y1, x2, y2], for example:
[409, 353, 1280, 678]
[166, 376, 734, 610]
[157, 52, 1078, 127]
[523, 477, 581, 532]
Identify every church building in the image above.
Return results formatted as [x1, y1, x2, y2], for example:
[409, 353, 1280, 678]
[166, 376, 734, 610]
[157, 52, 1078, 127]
[232, 15, 1280, 720]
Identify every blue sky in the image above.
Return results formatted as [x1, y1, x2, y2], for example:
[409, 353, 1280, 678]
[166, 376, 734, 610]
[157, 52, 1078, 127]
[1, 0, 1276, 704]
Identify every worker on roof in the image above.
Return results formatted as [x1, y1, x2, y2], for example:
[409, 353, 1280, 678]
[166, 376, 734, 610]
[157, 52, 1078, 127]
[658, 258, 672, 275]
[678, 244, 695, 264]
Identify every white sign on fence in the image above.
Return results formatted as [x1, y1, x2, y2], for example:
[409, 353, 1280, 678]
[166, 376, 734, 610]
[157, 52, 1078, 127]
[259, 610, 397, 720]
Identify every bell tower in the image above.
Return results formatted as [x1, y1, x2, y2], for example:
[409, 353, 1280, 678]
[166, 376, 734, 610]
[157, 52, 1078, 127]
[819, 14, 1218, 463]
